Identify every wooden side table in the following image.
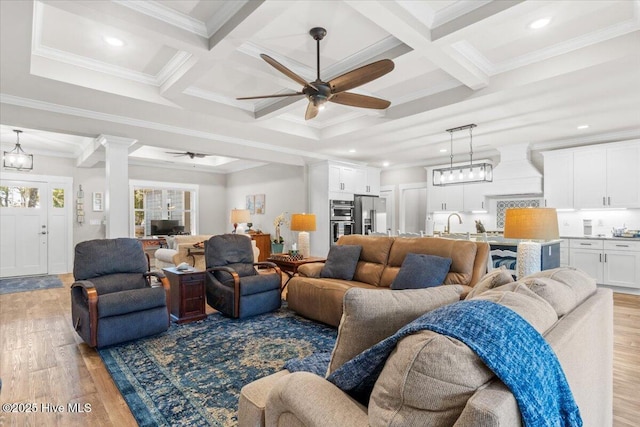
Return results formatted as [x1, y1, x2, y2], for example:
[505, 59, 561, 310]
[163, 267, 207, 324]
[249, 233, 272, 262]
[267, 256, 326, 291]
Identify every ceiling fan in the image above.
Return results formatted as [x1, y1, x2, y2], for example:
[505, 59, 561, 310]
[237, 27, 394, 120]
[165, 151, 211, 159]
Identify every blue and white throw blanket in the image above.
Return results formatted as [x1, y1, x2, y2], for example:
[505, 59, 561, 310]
[286, 300, 582, 427]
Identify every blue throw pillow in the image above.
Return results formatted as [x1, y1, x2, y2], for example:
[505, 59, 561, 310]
[320, 245, 362, 280]
[391, 253, 452, 290]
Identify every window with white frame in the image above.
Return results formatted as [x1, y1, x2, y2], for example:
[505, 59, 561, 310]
[131, 181, 197, 237]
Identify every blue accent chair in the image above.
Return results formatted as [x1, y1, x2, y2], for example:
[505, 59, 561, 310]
[71, 238, 170, 348]
[204, 234, 282, 318]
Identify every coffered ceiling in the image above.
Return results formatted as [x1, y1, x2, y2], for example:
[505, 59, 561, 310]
[1, 0, 639, 173]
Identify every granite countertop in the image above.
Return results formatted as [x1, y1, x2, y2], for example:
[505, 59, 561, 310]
[560, 235, 640, 242]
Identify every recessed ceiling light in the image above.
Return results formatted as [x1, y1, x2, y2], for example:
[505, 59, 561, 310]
[382, 161, 390, 167]
[348, 149, 356, 153]
[104, 36, 125, 47]
[577, 124, 589, 130]
[529, 17, 551, 29]
[439, 149, 447, 153]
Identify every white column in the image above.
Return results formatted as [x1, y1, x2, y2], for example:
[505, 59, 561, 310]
[98, 135, 136, 238]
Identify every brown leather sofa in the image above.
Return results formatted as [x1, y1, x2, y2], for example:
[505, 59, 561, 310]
[287, 234, 490, 326]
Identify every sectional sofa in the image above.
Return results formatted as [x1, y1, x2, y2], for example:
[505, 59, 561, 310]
[287, 234, 491, 326]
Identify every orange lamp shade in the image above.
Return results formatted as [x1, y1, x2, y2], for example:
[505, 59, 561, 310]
[290, 213, 317, 232]
[503, 208, 559, 240]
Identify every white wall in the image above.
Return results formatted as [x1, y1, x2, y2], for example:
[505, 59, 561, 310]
[226, 164, 306, 248]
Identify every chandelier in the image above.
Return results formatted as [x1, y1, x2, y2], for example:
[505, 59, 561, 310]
[432, 124, 492, 186]
[3, 130, 33, 171]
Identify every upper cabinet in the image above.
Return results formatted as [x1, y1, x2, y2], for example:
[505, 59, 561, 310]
[543, 151, 574, 209]
[573, 142, 640, 209]
[328, 163, 359, 195]
[426, 166, 489, 213]
[542, 140, 640, 210]
[355, 167, 381, 195]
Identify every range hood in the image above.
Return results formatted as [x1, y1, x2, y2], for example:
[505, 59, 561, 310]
[485, 143, 543, 196]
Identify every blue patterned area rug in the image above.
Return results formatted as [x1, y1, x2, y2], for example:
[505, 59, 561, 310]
[98, 305, 336, 426]
[0, 275, 63, 295]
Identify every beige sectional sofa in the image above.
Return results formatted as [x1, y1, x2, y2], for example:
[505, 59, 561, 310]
[287, 234, 491, 326]
[239, 267, 613, 427]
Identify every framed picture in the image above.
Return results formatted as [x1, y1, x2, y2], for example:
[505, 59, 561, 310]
[246, 195, 255, 214]
[92, 192, 104, 212]
[255, 194, 265, 214]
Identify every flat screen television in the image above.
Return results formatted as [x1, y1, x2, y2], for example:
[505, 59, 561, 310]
[150, 219, 183, 235]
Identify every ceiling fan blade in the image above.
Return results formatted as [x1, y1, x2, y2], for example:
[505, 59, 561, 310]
[237, 92, 304, 100]
[260, 54, 318, 91]
[192, 153, 207, 158]
[305, 103, 319, 120]
[329, 92, 391, 109]
[328, 59, 394, 94]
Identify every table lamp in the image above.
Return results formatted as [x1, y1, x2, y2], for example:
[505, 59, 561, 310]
[503, 207, 559, 279]
[290, 213, 316, 258]
[230, 209, 251, 234]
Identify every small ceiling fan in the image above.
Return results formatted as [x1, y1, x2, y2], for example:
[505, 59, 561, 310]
[165, 151, 211, 159]
[237, 27, 394, 120]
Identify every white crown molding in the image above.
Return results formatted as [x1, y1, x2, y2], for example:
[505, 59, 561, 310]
[452, 17, 640, 76]
[0, 93, 329, 161]
[432, 0, 493, 29]
[112, 0, 208, 38]
[205, 0, 250, 38]
[33, 44, 158, 85]
[156, 51, 194, 87]
[531, 129, 640, 151]
[182, 86, 255, 112]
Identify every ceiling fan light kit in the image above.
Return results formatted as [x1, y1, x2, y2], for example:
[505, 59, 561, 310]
[237, 27, 394, 120]
[432, 124, 493, 186]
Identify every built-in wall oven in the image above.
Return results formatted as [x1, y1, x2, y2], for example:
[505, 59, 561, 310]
[330, 200, 355, 244]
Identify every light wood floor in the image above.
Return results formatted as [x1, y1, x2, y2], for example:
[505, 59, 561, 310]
[0, 274, 638, 426]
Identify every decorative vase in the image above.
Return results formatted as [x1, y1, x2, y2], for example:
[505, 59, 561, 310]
[271, 243, 284, 254]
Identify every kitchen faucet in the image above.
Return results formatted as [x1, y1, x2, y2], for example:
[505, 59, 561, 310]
[445, 213, 462, 234]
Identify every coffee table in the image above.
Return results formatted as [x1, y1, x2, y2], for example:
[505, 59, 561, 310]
[267, 255, 326, 291]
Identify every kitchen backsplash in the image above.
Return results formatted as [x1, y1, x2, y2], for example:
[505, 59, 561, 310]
[430, 205, 639, 237]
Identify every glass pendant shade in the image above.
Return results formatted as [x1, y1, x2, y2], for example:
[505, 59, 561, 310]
[432, 124, 492, 186]
[3, 130, 33, 171]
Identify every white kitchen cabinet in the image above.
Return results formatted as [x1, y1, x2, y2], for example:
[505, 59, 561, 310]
[329, 163, 360, 195]
[569, 238, 640, 289]
[356, 167, 381, 195]
[463, 183, 488, 212]
[573, 143, 640, 209]
[428, 183, 463, 212]
[543, 151, 573, 209]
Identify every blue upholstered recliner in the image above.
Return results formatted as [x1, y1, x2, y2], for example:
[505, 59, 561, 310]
[71, 238, 171, 348]
[205, 234, 282, 318]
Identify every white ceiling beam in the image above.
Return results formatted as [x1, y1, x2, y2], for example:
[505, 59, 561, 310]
[345, 0, 489, 90]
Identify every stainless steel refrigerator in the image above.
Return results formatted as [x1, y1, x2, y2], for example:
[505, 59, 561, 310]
[354, 195, 387, 235]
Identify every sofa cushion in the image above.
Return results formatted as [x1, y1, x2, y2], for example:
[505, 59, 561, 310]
[320, 245, 362, 280]
[520, 267, 597, 317]
[368, 281, 558, 426]
[390, 253, 451, 290]
[328, 286, 463, 375]
[465, 266, 514, 300]
[337, 235, 394, 286]
[381, 238, 479, 287]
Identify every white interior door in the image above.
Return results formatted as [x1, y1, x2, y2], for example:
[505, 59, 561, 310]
[0, 180, 48, 277]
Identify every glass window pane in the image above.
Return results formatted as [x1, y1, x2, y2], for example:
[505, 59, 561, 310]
[0, 186, 40, 208]
[53, 188, 64, 208]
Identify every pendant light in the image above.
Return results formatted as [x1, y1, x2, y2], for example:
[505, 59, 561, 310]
[432, 124, 492, 186]
[3, 130, 34, 171]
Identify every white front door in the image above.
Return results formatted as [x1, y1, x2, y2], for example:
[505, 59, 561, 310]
[0, 180, 49, 277]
